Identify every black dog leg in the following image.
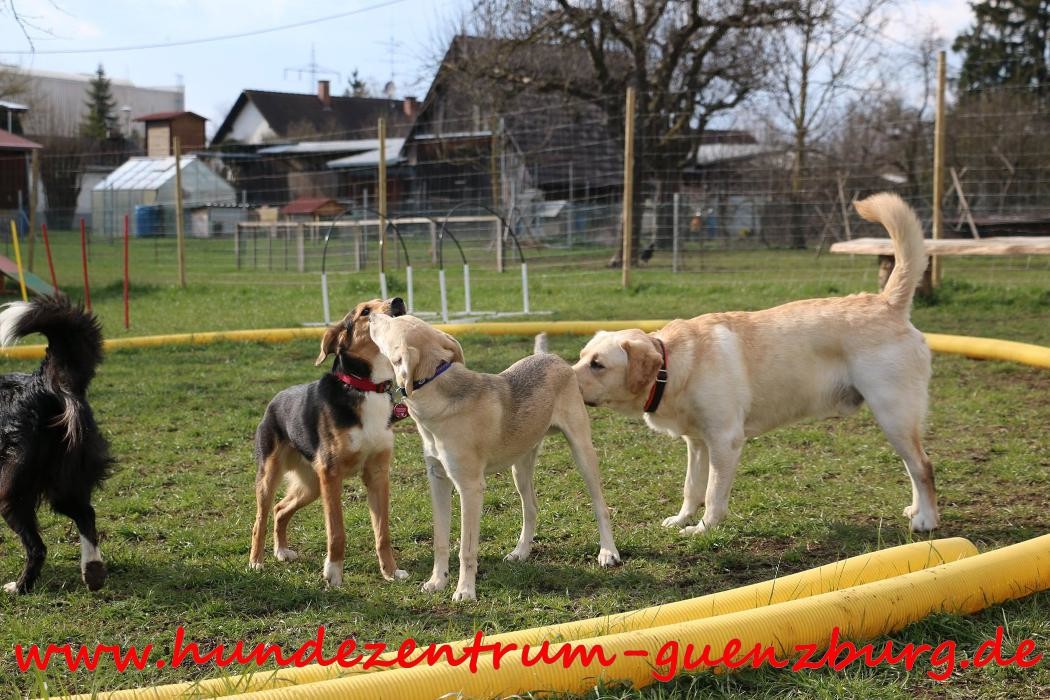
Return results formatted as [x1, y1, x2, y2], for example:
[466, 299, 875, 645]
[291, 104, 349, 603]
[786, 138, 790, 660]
[53, 498, 107, 592]
[2, 505, 47, 594]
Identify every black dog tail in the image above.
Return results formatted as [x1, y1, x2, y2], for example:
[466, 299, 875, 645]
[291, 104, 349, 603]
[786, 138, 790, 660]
[1, 295, 104, 444]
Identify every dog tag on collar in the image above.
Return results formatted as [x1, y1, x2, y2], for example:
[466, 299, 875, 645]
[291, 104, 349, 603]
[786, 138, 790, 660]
[391, 402, 410, 422]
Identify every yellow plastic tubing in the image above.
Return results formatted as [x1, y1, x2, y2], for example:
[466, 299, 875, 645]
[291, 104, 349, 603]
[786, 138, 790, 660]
[229, 534, 1050, 700]
[0, 321, 668, 361]
[925, 332, 1050, 370]
[3, 323, 1048, 371]
[77, 539, 975, 700]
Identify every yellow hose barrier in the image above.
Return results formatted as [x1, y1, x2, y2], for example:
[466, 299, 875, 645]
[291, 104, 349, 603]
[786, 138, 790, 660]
[0, 321, 670, 361]
[226, 534, 1050, 700]
[2, 322, 1047, 370]
[925, 332, 1050, 370]
[74, 539, 974, 700]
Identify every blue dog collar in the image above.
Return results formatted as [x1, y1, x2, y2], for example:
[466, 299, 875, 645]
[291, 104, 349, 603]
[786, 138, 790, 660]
[398, 360, 453, 397]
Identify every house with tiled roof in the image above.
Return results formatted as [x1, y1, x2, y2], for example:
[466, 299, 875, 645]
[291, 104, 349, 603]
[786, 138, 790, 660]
[208, 80, 418, 205]
[211, 81, 415, 147]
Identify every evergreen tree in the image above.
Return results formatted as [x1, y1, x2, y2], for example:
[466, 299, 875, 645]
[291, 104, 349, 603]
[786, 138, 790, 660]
[953, 0, 1050, 95]
[81, 64, 119, 139]
[347, 69, 370, 97]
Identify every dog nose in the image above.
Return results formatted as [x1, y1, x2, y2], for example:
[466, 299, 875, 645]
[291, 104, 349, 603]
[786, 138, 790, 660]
[390, 297, 406, 316]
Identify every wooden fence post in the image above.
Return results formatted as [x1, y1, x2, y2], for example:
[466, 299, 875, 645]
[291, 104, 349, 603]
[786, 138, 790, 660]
[931, 50, 947, 288]
[621, 86, 637, 289]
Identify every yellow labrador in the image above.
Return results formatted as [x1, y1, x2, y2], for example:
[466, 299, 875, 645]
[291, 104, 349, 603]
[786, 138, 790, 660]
[574, 193, 938, 534]
[369, 315, 620, 601]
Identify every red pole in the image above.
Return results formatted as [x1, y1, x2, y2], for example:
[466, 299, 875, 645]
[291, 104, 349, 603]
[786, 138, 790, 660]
[123, 213, 130, 329]
[41, 223, 59, 292]
[80, 218, 91, 311]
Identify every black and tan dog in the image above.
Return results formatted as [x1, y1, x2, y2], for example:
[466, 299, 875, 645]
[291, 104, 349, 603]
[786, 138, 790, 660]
[249, 297, 409, 588]
[0, 295, 112, 594]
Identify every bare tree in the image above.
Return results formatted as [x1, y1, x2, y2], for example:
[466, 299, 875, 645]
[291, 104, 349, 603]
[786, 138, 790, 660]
[0, 0, 61, 51]
[765, 0, 888, 247]
[454, 0, 802, 263]
[0, 66, 30, 104]
[821, 26, 943, 210]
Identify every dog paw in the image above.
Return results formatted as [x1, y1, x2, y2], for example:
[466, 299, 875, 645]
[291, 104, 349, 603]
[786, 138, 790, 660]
[2, 581, 19, 594]
[680, 522, 709, 536]
[597, 548, 621, 567]
[322, 560, 343, 588]
[82, 561, 107, 592]
[385, 569, 410, 582]
[905, 507, 939, 533]
[421, 575, 448, 593]
[248, 560, 264, 571]
[275, 548, 299, 563]
[661, 514, 692, 528]
[452, 588, 477, 602]
[504, 546, 531, 562]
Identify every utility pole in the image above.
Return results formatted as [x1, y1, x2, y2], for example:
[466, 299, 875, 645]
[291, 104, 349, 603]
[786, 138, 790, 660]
[378, 117, 388, 298]
[174, 137, 187, 288]
[621, 86, 637, 289]
[931, 50, 947, 288]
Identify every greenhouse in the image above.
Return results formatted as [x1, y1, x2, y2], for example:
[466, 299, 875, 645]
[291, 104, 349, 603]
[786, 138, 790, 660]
[91, 156, 236, 237]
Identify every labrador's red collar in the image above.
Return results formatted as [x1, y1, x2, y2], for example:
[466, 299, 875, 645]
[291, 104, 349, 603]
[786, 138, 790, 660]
[334, 372, 391, 394]
[643, 339, 668, 414]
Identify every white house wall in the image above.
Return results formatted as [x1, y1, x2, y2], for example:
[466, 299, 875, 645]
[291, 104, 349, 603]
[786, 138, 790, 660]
[226, 101, 275, 144]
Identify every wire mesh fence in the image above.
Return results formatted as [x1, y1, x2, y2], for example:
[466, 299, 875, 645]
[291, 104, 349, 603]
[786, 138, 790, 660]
[3, 56, 1050, 297]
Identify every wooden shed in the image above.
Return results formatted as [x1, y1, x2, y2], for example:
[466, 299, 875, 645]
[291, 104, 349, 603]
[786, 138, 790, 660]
[136, 111, 207, 157]
[0, 128, 41, 213]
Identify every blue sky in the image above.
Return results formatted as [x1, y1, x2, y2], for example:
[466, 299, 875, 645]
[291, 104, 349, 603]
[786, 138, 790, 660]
[1, 0, 973, 134]
[0, 0, 466, 132]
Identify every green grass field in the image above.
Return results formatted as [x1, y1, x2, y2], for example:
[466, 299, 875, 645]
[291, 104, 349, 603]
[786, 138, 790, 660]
[0, 233, 1047, 698]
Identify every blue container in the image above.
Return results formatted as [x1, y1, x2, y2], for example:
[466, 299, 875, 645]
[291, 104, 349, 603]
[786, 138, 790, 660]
[134, 204, 161, 238]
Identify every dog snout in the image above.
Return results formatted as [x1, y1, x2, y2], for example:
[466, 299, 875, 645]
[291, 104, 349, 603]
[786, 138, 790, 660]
[389, 297, 407, 317]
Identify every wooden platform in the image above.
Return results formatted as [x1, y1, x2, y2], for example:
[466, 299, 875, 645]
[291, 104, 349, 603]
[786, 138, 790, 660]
[830, 236, 1050, 256]
[0, 254, 56, 297]
[829, 236, 1050, 296]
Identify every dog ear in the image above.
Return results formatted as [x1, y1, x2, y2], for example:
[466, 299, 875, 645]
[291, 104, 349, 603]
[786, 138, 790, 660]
[440, 331, 465, 366]
[620, 337, 662, 395]
[315, 325, 342, 366]
[400, 346, 419, 397]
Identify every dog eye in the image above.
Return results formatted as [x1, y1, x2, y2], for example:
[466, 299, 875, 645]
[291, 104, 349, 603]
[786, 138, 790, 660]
[360, 308, 371, 317]
[590, 359, 605, 370]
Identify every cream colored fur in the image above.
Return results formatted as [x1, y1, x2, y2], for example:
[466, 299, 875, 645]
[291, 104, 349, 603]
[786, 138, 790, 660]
[573, 193, 938, 534]
[370, 314, 620, 602]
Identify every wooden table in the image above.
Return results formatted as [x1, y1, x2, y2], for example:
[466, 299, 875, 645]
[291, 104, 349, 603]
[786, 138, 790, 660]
[830, 237, 1050, 295]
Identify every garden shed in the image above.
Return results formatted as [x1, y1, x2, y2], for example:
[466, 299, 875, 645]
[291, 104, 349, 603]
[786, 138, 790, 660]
[91, 155, 236, 236]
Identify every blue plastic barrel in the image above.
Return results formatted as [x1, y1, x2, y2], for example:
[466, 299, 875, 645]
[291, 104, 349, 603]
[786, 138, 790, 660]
[134, 204, 162, 237]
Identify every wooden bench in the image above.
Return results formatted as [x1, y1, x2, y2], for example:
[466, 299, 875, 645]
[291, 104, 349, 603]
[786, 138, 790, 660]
[829, 237, 1050, 296]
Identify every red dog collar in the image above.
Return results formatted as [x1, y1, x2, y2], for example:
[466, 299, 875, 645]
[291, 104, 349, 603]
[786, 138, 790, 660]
[643, 339, 668, 414]
[334, 372, 391, 394]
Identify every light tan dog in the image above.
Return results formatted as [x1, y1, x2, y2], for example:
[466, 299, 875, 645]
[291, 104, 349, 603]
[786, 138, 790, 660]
[369, 314, 620, 601]
[573, 193, 938, 534]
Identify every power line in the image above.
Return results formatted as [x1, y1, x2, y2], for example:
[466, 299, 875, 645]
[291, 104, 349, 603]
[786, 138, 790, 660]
[0, 0, 408, 56]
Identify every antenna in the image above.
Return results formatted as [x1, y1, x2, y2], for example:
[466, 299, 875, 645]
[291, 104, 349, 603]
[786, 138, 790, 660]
[374, 35, 401, 86]
[283, 44, 341, 86]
